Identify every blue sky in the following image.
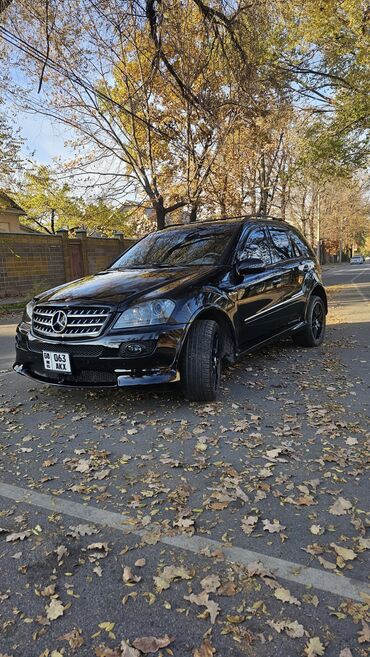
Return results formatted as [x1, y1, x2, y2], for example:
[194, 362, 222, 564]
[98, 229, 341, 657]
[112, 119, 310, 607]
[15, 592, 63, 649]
[17, 110, 71, 164]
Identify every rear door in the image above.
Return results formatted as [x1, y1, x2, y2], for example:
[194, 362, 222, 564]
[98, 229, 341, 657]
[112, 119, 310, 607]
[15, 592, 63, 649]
[266, 226, 303, 326]
[231, 225, 285, 349]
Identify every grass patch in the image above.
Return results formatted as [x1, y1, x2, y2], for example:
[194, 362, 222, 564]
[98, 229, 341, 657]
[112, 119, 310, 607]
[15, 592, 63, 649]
[0, 301, 25, 316]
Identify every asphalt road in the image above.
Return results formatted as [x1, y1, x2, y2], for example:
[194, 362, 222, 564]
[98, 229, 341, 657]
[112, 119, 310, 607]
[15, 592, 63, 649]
[0, 263, 369, 657]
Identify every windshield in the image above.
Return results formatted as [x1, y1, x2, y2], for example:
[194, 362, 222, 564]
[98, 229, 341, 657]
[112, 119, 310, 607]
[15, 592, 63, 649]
[111, 224, 238, 268]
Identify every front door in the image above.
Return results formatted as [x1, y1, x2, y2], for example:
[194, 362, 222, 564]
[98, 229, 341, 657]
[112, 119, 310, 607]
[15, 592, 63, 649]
[230, 226, 286, 350]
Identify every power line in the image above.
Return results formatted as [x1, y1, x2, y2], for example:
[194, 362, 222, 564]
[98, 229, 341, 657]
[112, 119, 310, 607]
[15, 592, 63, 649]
[0, 24, 178, 143]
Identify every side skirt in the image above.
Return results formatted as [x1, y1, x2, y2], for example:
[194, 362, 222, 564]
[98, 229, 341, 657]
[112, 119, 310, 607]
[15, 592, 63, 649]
[235, 321, 307, 359]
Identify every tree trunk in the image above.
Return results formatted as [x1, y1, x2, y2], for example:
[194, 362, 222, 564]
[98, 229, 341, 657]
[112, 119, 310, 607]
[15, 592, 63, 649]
[189, 203, 198, 223]
[154, 197, 166, 230]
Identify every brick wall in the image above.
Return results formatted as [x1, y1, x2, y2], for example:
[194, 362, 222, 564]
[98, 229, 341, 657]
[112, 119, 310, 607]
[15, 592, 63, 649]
[0, 233, 136, 300]
[0, 233, 65, 299]
[85, 237, 134, 275]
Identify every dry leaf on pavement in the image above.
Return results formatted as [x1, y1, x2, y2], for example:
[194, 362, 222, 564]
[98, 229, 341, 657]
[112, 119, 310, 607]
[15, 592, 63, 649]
[200, 574, 221, 593]
[122, 566, 141, 585]
[329, 497, 352, 516]
[274, 587, 301, 606]
[241, 515, 258, 535]
[46, 598, 66, 621]
[304, 637, 325, 657]
[267, 619, 305, 638]
[262, 518, 286, 533]
[132, 634, 174, 653]
[5, 530, 32, 542]
[357, 621, 370, 644]
[193, 637, 216, 657]
[185, 591, 220, 624]
[120, 640, 140, 657]
[330, 544, 357, 561]
[59, 628, 84, 650]
[154, 565, 192, 592]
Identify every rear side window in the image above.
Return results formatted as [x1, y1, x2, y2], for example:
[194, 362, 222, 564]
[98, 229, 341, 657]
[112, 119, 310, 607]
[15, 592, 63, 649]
[290, 231, 313, 258]
[268, 228, 295, 262]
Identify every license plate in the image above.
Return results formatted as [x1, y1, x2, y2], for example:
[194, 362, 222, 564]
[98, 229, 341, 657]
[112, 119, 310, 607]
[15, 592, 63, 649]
[43, 351, 71, 373]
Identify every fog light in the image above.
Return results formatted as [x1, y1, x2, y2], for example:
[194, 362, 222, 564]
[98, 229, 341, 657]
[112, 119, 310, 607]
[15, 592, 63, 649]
[119, 341, 156, 358]
[126, 343, 143, 354]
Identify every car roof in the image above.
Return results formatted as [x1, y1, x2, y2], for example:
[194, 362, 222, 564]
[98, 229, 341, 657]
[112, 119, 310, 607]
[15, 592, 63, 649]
[163, 216, 294, 230]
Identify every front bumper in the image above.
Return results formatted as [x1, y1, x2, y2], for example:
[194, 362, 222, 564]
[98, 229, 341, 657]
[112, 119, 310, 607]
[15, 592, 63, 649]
[13, 322, 187, 388]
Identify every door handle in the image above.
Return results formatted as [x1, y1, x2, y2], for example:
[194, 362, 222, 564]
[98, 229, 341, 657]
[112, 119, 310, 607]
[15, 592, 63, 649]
[272, 278, 282, 286]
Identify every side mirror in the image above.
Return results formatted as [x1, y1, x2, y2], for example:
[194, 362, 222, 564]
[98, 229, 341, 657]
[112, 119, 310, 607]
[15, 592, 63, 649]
[236, 257, 266, 275]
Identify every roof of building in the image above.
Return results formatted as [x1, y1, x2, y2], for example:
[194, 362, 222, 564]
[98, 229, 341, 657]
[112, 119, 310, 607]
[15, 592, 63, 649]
[0, 191, 26, 215]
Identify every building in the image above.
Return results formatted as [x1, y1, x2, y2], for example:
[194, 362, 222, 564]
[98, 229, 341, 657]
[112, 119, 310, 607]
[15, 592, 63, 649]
[0, 191, 39, 234]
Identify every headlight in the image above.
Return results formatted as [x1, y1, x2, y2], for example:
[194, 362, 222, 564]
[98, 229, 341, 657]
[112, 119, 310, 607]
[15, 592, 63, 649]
[23, 299, 35, 323]
[113, 299, 175, 329]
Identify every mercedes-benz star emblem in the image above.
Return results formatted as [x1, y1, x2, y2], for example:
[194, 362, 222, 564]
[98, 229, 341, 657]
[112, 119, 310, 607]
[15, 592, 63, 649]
[52, 310, 68, 333]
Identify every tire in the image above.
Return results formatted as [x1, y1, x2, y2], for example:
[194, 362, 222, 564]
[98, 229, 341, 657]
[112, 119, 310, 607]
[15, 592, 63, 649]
[292, 295, 326, 347]
[180, 320, 221, 401]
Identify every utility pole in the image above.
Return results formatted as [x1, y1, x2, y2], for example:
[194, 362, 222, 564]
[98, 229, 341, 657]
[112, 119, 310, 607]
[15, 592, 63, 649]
[316, 192, 321, 264]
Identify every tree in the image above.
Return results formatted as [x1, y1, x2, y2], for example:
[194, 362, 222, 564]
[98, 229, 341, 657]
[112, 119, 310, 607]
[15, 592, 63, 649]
[1, 0, 368, 230]
[0, 106, 22, 182]
[14, 165, 83, 233]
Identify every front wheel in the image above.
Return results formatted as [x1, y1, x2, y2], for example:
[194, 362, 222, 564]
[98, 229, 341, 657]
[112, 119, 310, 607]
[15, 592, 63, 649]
[292, 295, 326, 347]
[180, 320, 221, 401]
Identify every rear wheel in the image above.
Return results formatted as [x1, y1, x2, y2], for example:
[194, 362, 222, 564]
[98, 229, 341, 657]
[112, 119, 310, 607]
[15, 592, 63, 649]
[292, 295, 326, 347]
[180, 320, 221, 401]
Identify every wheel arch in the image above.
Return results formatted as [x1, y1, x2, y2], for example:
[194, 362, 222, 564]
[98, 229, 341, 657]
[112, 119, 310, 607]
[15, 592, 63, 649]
[181, 307, 236, 365]
[310, 284, 328, 314]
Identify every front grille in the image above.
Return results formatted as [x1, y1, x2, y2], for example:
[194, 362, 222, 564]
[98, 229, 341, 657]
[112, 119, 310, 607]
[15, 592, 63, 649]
[33, 305, 111, 339]
[28, 340, 104, 357]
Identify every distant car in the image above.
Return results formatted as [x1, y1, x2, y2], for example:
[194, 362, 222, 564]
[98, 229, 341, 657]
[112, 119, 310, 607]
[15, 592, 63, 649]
[14, 218, 327, 401]
[350, 255, 364, 264]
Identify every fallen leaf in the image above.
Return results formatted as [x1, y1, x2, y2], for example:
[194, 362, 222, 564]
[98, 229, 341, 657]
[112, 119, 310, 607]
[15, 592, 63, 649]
[5, 530, 32, 542]
[241, 515, 258, 535]
[134, 558, 146, 567]
[358, 621, 370, 644]
[200, 575, 221, 593]
[154, 565, 192, 592]
[262, 518, 286, 533]
[185, 591, 220, 624]
[310, 525, 324, 536]
[132, 634, 174, 653]
[267, 619, 305, 638]
[120, 640, 140, 657]
[304, 637, 325, 657]
[329, 497, 352, 516]
[274, 587, 301, 606]
[122, 566, 141, 585]
[330, 544, 357, 561]
[193, 637, 216, 657]
[339, 649, 353, 657]
[59, 628, 84, 650]
[46, 598, 65, 621]
[68, 524, 97, 538]
[318, 556, 337, 570]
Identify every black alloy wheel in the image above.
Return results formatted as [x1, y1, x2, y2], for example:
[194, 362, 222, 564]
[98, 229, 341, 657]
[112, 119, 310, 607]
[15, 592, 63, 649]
[292, 295, 326, 347]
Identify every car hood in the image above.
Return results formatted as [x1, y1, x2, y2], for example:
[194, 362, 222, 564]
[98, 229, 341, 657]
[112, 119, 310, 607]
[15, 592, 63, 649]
[36, 265, 222, 307]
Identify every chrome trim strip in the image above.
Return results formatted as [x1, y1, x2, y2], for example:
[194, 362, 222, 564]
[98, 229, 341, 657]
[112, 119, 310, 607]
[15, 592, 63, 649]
[243, 291, 304, 323]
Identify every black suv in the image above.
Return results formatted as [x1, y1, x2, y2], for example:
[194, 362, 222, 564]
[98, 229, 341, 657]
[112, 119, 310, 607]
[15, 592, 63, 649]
[14, 218, 327, 401]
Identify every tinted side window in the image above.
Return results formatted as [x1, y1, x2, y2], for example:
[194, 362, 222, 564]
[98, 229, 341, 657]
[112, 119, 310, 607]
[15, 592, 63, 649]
[290, 231, 312, 258]
[268, 228, 294, 262]
[239, 228, 272, 265]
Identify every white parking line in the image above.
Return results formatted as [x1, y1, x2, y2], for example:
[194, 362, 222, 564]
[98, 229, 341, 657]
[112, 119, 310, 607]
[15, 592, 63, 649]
[0, 481, 368, 603]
